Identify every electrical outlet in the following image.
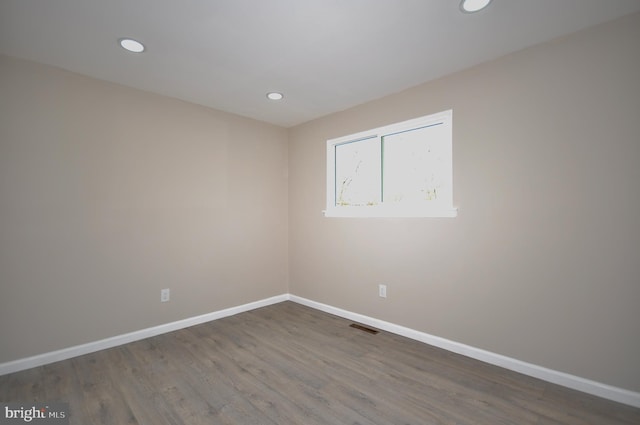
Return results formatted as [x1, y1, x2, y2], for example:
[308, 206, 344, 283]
[379, 284, 387, 298]
[160, 288, 170, 302]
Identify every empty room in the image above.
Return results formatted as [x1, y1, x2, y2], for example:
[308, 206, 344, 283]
[1, 1, 639, 424]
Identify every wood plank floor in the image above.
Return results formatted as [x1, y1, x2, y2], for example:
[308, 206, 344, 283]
[1, 301, 639, 424]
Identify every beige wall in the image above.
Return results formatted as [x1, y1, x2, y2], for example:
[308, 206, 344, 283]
[0, 55, 288, 363]
[289, 13, 640, 392]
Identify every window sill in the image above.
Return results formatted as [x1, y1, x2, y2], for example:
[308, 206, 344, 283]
[323, 206, 458, 218]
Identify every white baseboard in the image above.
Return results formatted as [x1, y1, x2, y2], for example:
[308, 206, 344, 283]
[289, 295, 640, 409]
[2, 293, 638, 408]
[0, 294, 288, 376]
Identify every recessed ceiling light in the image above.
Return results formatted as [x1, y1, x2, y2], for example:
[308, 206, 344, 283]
[460, 0, 492, 13]
[266, 92, 284, 101]
[119, 38, 145, 53]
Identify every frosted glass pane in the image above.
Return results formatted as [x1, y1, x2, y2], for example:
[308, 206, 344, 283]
[334, 138, 381, 206]
[383, 124, 448, 204]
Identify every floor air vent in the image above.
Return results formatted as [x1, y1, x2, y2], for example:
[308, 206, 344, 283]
[349, 323, 379, 334]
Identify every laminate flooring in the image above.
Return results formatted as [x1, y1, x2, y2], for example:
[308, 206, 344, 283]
[1, 301, 639, 424]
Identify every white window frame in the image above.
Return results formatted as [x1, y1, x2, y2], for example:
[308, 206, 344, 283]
[325, 109, 457, 218]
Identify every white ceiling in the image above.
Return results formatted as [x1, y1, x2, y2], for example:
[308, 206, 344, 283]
[1, 0, 639, 128]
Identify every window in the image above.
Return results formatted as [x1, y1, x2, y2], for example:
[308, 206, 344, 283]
[325, 109, 456, 217]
